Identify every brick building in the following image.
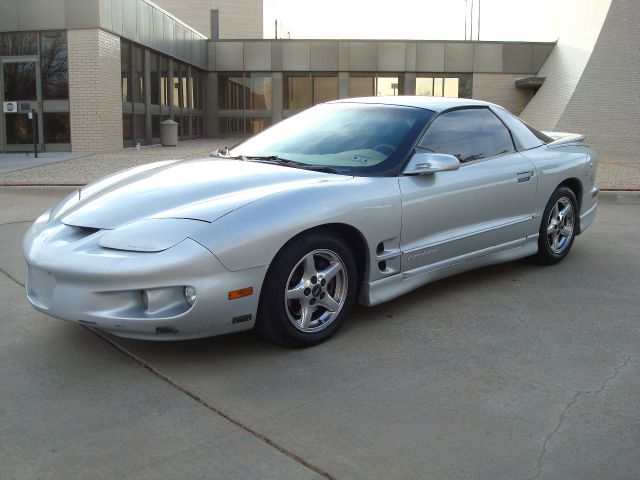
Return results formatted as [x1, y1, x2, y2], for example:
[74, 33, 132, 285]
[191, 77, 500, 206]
[0, 0, 633, 159]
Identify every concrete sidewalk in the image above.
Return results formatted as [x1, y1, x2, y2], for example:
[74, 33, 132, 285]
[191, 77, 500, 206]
[0, 140, 637, 190]
[0, 151, 88, 174]
[1, 187, 639, 479]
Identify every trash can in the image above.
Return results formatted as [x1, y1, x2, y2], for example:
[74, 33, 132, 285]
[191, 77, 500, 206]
[160, 119, 178, 146]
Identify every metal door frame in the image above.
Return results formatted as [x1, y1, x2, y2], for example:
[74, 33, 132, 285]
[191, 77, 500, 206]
[1, 56, 44, 153]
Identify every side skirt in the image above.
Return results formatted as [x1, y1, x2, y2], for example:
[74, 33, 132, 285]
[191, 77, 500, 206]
[359, 235, 539, 307]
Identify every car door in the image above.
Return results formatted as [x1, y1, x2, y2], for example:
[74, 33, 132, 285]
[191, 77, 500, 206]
[399, 107, 537, 275]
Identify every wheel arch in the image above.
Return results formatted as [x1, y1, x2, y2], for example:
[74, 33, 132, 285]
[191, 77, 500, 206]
[556, 177, 583, 233]
[275, 223, 369, 289]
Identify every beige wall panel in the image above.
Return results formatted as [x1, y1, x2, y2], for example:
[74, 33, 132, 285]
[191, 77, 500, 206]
[405, 42, 416, 72]
[20, 0, 66, 30]
[348, 42, 377, 71]
[282, 41, 311, 71]
[310, 42, 339, 71]
[244, 41, 272, 71]
[152, 0, 262, 39]
[520, 0, 612, 130]
[0, 0, 19, 31]
[472, 73, 534, 115]
[444, 43, 473, 72]
[215, 41, 244, 70]
[473, 43, 503, 73]
[555, 0, 640, 153]
[416, 43, 444, 72]
[68, 29, 122, 152]
[503, 44, 533, 73]
[378, 42, 406, 72]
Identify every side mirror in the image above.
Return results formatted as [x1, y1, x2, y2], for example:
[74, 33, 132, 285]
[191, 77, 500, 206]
[403, 152, 460, 175]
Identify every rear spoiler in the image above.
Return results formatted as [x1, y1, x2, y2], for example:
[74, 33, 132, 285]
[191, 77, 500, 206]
[543, 131, 586, 148]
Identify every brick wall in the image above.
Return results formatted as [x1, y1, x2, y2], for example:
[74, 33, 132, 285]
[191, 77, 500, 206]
[68, 29, 122, 153]
[153, 0, 262, 39]
[555, 0, 640, 153]
[519, 0, 612, 131]
[472, 73, 534, 115]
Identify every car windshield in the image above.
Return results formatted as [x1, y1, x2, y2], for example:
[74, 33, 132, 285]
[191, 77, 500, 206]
[228, 102, 434, 176]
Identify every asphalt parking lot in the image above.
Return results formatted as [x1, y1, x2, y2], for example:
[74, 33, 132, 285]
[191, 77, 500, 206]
[1, 187, 639, 480]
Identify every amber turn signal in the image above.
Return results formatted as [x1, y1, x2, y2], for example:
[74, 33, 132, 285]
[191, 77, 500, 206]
[228, 287, 253, 300]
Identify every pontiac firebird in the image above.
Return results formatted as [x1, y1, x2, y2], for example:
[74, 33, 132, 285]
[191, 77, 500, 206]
[23, 97, 598, 346]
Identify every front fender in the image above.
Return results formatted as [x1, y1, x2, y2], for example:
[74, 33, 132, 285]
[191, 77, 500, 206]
[190, 176, 402, 281]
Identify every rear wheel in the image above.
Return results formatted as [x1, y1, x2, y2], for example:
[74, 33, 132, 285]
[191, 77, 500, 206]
[535, 186, 578, 265]
[257, 232, 358, 347]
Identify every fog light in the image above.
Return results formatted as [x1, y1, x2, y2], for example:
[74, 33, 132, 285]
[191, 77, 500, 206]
[184, 286, 197, 305]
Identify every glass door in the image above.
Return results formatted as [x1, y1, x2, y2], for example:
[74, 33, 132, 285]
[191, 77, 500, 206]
[1, 57, 43, 152]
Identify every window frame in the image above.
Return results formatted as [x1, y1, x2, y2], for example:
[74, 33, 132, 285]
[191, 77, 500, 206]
[415, 106, 517, 166]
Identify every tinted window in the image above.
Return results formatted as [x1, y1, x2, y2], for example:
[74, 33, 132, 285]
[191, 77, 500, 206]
[418, 108, 515, 162]
[230, 103, 433, 176]
[491, 106, 545, 150]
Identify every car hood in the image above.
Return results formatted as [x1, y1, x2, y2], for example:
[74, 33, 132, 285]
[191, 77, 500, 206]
[61, 159, 349, 229]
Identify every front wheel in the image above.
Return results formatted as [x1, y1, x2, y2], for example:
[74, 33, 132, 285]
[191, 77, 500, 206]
[535, 186, 578, 265]
[257, 232, 358, 347]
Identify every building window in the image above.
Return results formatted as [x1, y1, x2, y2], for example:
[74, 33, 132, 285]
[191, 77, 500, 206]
[0, 32, 38, 56]
[313, 76, 338, 104]
[121, 40, 131, 103]
[247, 117, 272, 134]
[349, 75, 404, 97]
[349, 75, 375, 97]
[376, 76, 402, 96]
[285, 75, 312, 109]
[285, 74, 338, 109]
[132, 45, 145, 104]
[219, 117, 245, 134]
[219, 74, 247, 110]
[249, 73, 272, 110]
[43, 113, 70, 143]
[416, 74, 472, 98]
[2, 62, 37, 101]
[40, 31, 68, 100]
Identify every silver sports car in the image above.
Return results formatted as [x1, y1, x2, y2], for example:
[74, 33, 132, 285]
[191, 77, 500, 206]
[23, 97, 598, 346]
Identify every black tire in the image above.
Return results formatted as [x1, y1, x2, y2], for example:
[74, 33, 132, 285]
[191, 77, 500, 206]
[534, 186, 578, 265]
[256, 232, 358, 347]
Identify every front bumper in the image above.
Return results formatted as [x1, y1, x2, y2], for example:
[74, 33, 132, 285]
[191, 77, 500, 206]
[23, 220, 267, 340]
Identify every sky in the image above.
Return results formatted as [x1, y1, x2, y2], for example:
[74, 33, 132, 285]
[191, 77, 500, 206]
[263, 0, 558, 42]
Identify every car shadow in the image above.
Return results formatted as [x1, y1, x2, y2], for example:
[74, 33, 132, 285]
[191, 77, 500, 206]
[101, 256, 543, 366]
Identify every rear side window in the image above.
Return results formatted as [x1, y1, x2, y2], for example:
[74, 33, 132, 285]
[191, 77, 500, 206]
[417, 108, 515, 162]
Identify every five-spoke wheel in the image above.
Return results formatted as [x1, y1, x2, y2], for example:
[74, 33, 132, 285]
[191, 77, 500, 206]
[285, 249, 348, 332]
[535, 186, 578, 264]
[257, 232, 357, 346]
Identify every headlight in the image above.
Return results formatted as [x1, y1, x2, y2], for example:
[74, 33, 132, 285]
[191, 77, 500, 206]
[98, 218, 206, 252]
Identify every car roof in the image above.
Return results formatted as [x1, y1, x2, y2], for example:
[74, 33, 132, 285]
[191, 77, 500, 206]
[330, 96, 497, 113]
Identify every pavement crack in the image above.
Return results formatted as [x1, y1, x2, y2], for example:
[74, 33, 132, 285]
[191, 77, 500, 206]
[0, 220, 33, 226]
[87, 327, 335, 480]
[528, 355, 636, 480]
[0, 266, 25, 288]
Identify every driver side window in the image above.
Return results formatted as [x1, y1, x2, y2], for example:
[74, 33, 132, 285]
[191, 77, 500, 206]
[417, 108, 515, 163]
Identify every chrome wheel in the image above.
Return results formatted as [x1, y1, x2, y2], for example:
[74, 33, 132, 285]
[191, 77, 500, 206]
[546, 196, 575, 254]
[284, 249, 348, 333]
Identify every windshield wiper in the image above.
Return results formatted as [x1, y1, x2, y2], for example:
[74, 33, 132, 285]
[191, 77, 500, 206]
[244, 156, 342, 175]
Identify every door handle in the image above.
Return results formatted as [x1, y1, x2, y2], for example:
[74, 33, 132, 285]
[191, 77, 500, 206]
[516, 171, 534, 183]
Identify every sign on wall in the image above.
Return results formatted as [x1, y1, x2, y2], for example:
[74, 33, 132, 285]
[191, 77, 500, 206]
[3, 102, 17, 113]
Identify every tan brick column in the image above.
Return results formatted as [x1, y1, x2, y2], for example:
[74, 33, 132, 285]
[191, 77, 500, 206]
[472, 73, 534, 116]
[68, 29, 122, 153]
